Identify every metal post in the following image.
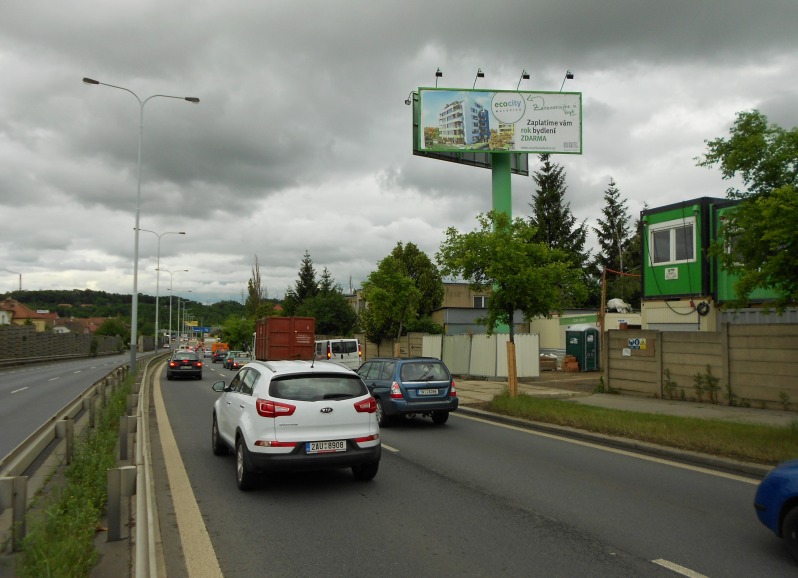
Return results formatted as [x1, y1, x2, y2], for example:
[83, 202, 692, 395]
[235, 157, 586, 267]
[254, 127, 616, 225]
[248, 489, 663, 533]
[107, 466, 137, 542]
[81, 77, 199, 374]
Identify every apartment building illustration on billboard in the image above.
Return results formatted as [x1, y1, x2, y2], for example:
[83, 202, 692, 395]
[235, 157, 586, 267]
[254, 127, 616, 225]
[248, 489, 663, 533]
[435, 95, 490, 146]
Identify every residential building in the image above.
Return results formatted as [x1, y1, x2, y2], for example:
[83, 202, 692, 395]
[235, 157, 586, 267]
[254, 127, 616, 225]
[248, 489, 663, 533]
[437, 96, 490, 146]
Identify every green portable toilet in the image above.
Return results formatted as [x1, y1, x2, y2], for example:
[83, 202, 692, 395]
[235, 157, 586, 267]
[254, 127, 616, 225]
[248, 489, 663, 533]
[565, 324, 600, 371]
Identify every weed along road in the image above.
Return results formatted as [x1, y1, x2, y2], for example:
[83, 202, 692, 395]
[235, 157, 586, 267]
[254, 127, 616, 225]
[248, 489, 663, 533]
[152, 364, 795, 577]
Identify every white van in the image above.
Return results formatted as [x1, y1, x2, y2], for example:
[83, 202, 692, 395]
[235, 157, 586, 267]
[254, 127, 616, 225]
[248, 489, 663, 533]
[315, 339, 362, 370]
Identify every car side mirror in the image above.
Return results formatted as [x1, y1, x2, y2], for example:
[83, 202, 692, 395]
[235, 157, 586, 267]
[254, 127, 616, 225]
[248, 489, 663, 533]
[211, 381, 226, 393]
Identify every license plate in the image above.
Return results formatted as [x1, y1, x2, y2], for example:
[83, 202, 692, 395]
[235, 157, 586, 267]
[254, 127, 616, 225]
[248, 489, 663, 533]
[418, 389, 438, 395]
[306, 440, 346, 454]
[181, 366, 192, 369]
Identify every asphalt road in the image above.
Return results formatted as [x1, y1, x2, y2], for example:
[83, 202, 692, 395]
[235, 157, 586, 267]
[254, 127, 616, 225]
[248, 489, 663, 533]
[0, 353, 132, 458]
[153, 360, 798, 577]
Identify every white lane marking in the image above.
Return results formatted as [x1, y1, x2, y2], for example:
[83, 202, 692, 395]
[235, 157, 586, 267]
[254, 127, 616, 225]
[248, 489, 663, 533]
[455, 413, 759, 485]
[48, 377, 59, 381]
[153, 377, 224, 577]
[73, 370, 82, 374]
[653, 559, 708, 577]
[382, 443, 399, 453]
[11, 387, 29, 394]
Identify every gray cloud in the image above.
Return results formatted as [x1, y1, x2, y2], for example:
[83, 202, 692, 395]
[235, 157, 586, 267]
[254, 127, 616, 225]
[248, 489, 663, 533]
[1, 0, 796, 300]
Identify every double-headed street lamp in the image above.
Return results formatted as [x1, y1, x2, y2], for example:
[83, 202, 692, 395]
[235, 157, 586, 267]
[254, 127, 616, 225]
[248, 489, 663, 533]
[138, 229, 186, 348]
[82, 77, 199, 373]
[158, 268, 188, 347]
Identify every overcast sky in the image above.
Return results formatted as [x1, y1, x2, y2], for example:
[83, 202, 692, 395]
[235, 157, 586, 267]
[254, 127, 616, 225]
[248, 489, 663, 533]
[1, 0, 796, 304]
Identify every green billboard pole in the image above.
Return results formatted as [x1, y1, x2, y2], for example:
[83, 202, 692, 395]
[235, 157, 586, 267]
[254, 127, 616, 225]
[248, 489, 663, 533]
[491, 153, 513, 218]
[491, 153, 513, 334]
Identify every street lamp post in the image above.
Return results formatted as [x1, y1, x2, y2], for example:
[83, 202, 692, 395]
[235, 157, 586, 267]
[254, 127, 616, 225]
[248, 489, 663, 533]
[82, 77, 199, 373]
[179, 291, 192, 344]
[159, 268, 188, 348]
[138, 229, 186, 348]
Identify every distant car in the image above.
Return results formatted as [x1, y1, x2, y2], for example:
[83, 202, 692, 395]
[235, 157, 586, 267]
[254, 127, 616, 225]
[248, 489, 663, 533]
[223, 351, 241, 369]
[228, 354, 252, 371]
[356, 357, 458, 426]
[754, 459, 798, 561]
[213, 349, 229, 363]
[210, 359, 380, 490]
[167, 351, 203, 380]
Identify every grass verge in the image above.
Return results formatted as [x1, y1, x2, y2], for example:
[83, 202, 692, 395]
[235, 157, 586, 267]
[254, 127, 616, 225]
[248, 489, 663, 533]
[489, 392, 798, 465]
[15, 377, 132, 578]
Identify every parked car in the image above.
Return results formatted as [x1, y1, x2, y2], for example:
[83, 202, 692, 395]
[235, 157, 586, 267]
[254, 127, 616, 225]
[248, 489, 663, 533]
[166, 351, 203, 380]
[223, 350, 241, 369]
[356, 357, 458, 426]
[754, 458, 798, 561]
[228, 354, 252, 371]
[210, 360, 381, 490]
[212, 349, 229, 363]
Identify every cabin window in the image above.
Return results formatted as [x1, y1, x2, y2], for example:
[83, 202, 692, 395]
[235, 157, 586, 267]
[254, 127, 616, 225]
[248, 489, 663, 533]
[649, 217, 696, 265]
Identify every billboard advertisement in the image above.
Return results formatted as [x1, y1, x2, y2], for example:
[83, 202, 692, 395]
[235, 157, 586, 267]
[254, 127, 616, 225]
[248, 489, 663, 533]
[418, 88, 582, 155]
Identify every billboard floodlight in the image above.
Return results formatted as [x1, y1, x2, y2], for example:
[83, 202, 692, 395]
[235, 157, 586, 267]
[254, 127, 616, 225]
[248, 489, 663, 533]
[473, 68, 484, 89]
[435, 68, 442, 87]
[560, 70, 574, 91]
[517, 70, 530, 90]
[404, 91, 415, 106]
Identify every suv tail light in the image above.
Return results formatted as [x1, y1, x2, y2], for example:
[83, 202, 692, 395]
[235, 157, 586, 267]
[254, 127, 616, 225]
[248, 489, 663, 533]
[256, 399, 296, 418]
[450, 380, 457, 397]
[390, 382, 403, 399]
[354, 397, 377, 413]
[358, 343, 362, 360]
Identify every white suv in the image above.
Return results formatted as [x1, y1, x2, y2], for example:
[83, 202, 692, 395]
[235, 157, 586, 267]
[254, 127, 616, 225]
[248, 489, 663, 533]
[211, 360, 381, 490]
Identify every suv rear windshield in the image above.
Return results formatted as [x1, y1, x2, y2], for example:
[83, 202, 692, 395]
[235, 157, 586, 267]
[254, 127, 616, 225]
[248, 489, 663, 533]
[270, 374, 367, 401]
[400, 362, 449, 382]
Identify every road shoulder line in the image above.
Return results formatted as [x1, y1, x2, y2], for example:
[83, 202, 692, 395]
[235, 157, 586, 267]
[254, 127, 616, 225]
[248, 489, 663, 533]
[152, 378, 224, 577]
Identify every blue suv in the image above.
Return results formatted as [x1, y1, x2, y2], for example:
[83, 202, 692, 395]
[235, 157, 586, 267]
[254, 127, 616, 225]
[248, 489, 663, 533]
[357, 357, 458, 426]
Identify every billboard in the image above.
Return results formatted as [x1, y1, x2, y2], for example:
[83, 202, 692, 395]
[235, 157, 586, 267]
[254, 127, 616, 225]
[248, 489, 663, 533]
[418, 88, 582, 155]
[411, 92, 529, 175]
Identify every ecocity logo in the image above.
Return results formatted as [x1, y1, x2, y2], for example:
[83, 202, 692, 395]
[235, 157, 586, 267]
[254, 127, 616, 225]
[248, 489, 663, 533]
[491, 92, 525, 124]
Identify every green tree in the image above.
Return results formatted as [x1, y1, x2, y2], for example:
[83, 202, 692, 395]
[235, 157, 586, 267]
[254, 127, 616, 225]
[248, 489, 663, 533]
[697, 110, 797, 199]
[94, 317, 129, 345]
[592, 178, 638, 307]
[529, 154, 593, 305]
[436, 211, 586, 343]
[221, 315, 255, 352]
[297, 291, 358, 336]
[359, 256, 421, 343]
[716, 186, 798, 307]
[697, 110, 798, 307]
[295, 266, 357, 335]
[245, 255, 265, 318]
[389, 242, 444, 317]
[283, 250, 318, 316]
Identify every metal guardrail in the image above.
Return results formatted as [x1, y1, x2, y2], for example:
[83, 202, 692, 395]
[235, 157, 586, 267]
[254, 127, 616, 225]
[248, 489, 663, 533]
[0, 353, 166, 574]
[0, 363, 130, 551]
